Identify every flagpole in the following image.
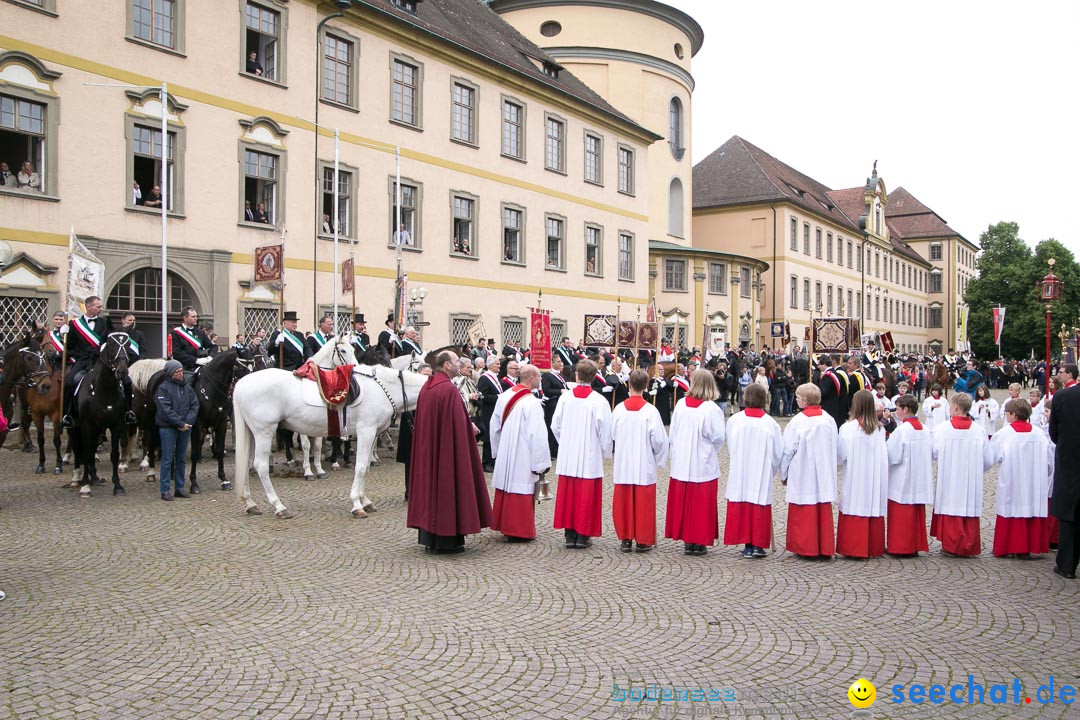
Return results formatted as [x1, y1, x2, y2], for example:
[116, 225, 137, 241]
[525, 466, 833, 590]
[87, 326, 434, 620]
[332, 128, 340, 334]
[159, 82, 169, 353]
[278, 226, 286, 368]
[613, 296, 621, 410]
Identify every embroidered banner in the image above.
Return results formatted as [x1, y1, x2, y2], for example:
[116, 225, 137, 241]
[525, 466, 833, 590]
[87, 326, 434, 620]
[636, 323, 659, 350]
[617, 320, 637, 349]
[847, 319, 861, 350]
[254, 244, 283, 283]
[769, 321, 786, 338]
[992, 307, 1005, 346]
[67, 228, 104, 315]
[341, 257, 354, 293]
[813, 318, 852, 353]
[529, 309, 551, 370]
[466, 316, 486, 347]
[880, 331, 895, 353]
[583, 314, 616, 346]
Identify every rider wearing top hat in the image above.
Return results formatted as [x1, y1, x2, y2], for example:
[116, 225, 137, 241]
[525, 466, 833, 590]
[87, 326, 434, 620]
[350, 313, 371, 357]
[377, 314, 398, 357]
[268, 311, 311, 372]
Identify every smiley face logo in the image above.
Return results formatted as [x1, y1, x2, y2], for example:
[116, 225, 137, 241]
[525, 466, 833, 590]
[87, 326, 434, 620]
[848, 679, 876, 708]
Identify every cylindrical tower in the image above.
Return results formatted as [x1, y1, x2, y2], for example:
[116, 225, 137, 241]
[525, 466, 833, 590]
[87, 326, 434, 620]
[490, 0, 703, 248]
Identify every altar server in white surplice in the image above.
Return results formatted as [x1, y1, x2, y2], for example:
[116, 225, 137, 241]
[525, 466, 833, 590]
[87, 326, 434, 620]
[990, 398, 1053, 558]
[885, 394, 934, 555]
[723, 383, 782, 559]
[780, 383, 838, 558]
[921, 384, 951, 433]
[489, 365, 551, 542]
[972, 385, 999, 438]
[835, 390, 889, 559]
[931, 393, 994, 557]
[610, 369, 668, 553]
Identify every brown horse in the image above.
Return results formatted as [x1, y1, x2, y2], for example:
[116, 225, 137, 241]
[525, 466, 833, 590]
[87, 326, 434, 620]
[25, 356, 64, 475]
[931, 361, 953, 397]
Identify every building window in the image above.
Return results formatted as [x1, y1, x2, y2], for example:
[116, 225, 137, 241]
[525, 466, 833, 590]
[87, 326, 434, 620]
[790, 217, 798, 251]
[929, 271, 942, 293]
[545, 215, 565, 270]
[874, 251, 880, 277]
[827, 284, 833, 313]
[664, 258, 686, 292]
[448, 193, 475, 256]
[540, 20, 562, 36]
[450, 313, 479, 346]
[390, 55, 422, 128]
[789, 275, 797, 309]
[321, 32, 356, 108]
[668, 178, 684, 237]
[501, 98, 524, 160]
[130, 124, 178, 211]
[709, 262, 728, 295]
[856, 243, 863, 271]
[544, 114, 565, 173]
[242, 148, 279, 225]
[617, 145, 634, 195]
[618, 232, 634, 281]
[815, 281, 822, 311]
[930, 243, 942, 260]
[0, 93, 49, 195]
[803, 278, 810, 310]
[0, 296, 47, 346]
[244, 1, 284, 83]
[502, 205, 524, 265]
[318, 164, 354, 238]
[107, 268, 195, 315]
[815, 228, 822, 258]
[837, 285, 844, 314]
[847, 290, 853, 316]
[847, 240, 853, 268]
[929, 306, 942, 328]
[131, 0, 180, 51]
[585, 224, 602, 276]
[388, 178, 420, 248]
[584, 132, 602, 185]
[7, 0, 58, 14]
[740, 267, 751, 298]
[803, 223, 810, 255]
[825, 232, 833, 262]
[668, 97, 684, 159]
[391, 0, 417, 13]
[875, 296, 880, 321]
[451, 79, 477, 146]
[857, 293, 862, 319]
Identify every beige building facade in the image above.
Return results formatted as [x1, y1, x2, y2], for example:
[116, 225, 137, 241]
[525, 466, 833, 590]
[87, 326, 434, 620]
[0, 0, 690, 355]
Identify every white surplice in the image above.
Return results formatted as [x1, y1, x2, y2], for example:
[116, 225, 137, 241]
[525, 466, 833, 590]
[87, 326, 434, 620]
[837, 421, 889, 517]
[780, 411, 838, 505]
[490, 390, 552, 495]
[973, 398, 999, 436]
[610, 400, 668, 486]
[921, 395, 951, 432]
[990, 424, 1053, 518]
[886, 420, 934, 504]
[932, 421, 994, 517]
[725, 411, 783, 505]
[551, 390, 612, 478]
[667, 399, 726, 483]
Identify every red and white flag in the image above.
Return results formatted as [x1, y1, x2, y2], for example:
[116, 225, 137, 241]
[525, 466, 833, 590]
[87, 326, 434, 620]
[992, 307, 1006, 345]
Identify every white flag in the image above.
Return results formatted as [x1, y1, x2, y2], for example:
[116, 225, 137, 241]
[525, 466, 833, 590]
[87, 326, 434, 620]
[67, 227, 105, 315]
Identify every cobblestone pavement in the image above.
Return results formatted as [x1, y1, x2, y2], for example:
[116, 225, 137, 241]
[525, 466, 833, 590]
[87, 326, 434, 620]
[0, 388, 1076, 720]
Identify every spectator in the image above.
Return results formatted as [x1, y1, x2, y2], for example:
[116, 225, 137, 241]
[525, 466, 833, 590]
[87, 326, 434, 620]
[255, 202, 270, 223]
[132, 181, 143, 205]
[155, 360, 199, 501]
[143, 185, 164, 208]
[754, 366, 770, 414]
[321, 214, 333, 234]
[17, 161, 41, 191]
[246, 50, 264, 76]
[0, 161, 15, 187]
[244, 200, 255, 222]
[393, 223, 412, 246]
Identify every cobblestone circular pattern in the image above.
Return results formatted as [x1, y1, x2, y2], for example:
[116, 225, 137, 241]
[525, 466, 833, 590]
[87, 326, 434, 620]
[0, 388, 1076, 720]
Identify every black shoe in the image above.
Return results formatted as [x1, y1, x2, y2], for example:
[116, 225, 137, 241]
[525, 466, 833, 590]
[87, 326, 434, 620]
[506, 535, 533, 543]
[61, 415, 74, 429]
[1053, 566, 1077, 580]
[161, 492, 173, 501]
[125, 411, 137, 425]
[635, 544, 653, 553]
[620, 539, 634, 553]
[6, 421, 18, 431]
[752, 546, 767, 558]
[740, 547, 754, 559]
[575, 536, 592, 549]
[173, 488, 191, 499]
[483, 464, 495, 473]
[683, 543, 693, 556]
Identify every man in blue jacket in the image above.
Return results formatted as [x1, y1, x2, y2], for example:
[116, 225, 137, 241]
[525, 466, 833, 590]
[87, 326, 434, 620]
[156, 359, 200, 501]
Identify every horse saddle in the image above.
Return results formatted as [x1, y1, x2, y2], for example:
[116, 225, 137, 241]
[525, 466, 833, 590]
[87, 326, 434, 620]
[295, 361, 360, 409]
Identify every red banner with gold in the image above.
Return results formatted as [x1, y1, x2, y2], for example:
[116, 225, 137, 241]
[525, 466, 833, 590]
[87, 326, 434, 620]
[341, 258, 354, 293]
[530, 308, 552, 370]
[254, 244, 283, 283]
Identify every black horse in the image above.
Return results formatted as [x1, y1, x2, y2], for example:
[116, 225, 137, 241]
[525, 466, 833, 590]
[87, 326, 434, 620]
[188, 347, 257, 492]
[0, 323, 45, 451]
[70, 332, 132, 497]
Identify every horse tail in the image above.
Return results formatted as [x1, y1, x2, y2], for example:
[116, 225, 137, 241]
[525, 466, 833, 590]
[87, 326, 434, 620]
[232, 392, 253, 502]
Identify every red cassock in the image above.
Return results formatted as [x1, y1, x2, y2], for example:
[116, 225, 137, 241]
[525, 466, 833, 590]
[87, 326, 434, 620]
[929, 514, 981, 557]
[406, 372, 493, 542]
[886, 500, 929, 555]
[665, 478, 719, 545]
[723, 501, 771, 548]
[835, 513, 885, 558]
[491, 490, 536, 539]
[553, 476, 604, 537]
[613, 484, 656, 545]
[786, 503, 834, 557]
[993, 516, 1049, 556]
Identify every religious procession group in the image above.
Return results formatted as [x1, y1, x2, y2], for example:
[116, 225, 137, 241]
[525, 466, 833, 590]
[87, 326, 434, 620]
[405, 349, 1080, 583]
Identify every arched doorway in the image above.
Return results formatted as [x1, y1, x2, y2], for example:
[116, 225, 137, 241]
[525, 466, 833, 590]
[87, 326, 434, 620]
[106, 268, 200, 358]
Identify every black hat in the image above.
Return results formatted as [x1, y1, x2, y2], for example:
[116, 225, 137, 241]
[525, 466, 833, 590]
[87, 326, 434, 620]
[353, 313, 366, 324]
[488, 338, 496, 344]
[282, 311, 299, 322]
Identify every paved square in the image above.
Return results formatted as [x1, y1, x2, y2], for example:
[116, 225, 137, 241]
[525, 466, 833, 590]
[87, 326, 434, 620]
[0, 389, 1076, 720]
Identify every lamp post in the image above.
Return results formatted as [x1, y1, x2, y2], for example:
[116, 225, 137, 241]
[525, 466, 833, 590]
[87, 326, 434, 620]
[407, 286, 427, 342]
[1040, 258, 1062, 395]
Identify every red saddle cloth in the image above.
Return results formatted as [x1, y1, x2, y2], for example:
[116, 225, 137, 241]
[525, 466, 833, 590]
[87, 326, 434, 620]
[294, 361, 354, 407]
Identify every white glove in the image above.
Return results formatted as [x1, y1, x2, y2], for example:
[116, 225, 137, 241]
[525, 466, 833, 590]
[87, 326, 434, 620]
[601, 386, 613, 393]
[648, 389, 658, 397]
[196, 356, 212, 366]
[59, 325, 69, 335]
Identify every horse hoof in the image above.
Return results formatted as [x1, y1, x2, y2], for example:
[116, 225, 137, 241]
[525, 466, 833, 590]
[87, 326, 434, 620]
[351, 508, 368, 519]
[331, 462, 341, 470]
[221, 481, 233, 491]
[52, 468, 62, 475]
[113, 486, 126, 496]
[316, 472, 327, 480]
[304, 474, 314, 481]
[79, 487, 91, 497]
[146, 475, 155, 482]
[362, 502, 377, 513]
[118, 463, 128, 473]
[21, 444, 34, 454]
[35, 466, 45, 474]
[275, 509, 295, 520]
[245, 505, 263, 515]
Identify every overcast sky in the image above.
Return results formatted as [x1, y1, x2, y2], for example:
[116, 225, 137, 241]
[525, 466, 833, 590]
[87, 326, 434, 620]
[664, 0, 1078, 257]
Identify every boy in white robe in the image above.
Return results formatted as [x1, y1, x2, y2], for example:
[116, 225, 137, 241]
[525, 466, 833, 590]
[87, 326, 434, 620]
[723, 383, 782, 558]
[489, 365, 552, 542]
[780, 383, 838, 558]
[990, 398, 1052, 557]
[609, 370, 668, 552]
[972, 385, 999, 438]
[551, 359, 612, 549]
[931, 393, 994, 556]
[666, 369, 726, 556]
[886, 394, 933, 555]
[836, 389, 889, 558]
[921, 384, 950, 432]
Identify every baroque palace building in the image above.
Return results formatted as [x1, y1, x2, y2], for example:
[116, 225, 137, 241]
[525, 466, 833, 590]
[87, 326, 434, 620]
[692, 136, 978, 355]
[0, 0, 764, 356]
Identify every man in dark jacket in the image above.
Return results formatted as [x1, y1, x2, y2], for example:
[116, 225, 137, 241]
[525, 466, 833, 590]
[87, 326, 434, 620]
[1051, 364, 1080, 579]
[62, 295, 112, 428]
[476, 355, 503, 472]
[713, 359, 736, 416]
[171, 306, 213, 376]
[540, 354, 568, 457]
[156, 359, 199, 501]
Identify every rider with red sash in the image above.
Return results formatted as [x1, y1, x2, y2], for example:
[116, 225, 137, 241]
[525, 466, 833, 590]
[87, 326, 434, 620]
[62, 296, 111, 428]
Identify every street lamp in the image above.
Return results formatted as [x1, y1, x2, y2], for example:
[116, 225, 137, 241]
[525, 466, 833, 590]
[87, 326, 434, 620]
[1040, 258, 1062, 394]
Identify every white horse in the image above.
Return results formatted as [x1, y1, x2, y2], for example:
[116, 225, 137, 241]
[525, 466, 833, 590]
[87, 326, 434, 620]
[231, 335, 427, 518]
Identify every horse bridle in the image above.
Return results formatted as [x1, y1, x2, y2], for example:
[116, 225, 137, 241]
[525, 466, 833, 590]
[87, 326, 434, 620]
[17, 347, 50, 388]
[353, 366, 405, 417]
[101, 333, 132, 368]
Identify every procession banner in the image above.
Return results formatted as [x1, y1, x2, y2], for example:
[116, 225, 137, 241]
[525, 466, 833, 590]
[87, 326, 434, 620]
[529, 309, 552, 370]
[708, 328, 726, 357]
[466, 316, 486, 347]
[769, 321, 785, 338]
[617, 320, 637, 349]
[880, 331, 895, 353]
[583, 314, 616, 346]
[813, 317, 852, 353]
[394, 273, 408, 330]
[341, 257, 354, 294]
[253, 244, 283, 283]
[67, 228, 105, 315]
[847, 319, 861, 350]
[636, 322, 659, 350]
[992, 307, 1006, 345]
[959, 306, 969, 348]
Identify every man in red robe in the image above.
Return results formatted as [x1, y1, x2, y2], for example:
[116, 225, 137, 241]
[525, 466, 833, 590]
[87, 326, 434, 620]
[407, 350, 493, 554]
